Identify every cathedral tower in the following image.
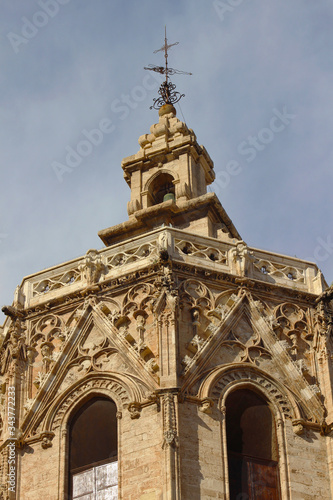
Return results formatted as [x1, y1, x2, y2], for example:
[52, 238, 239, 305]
[1, 39, 333, 500]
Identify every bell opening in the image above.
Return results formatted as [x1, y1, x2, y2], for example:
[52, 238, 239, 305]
[148, 173, 176, 206]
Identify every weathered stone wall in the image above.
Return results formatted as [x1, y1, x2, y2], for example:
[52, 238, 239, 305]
[285, 422, 331, 500]
[18, 435, 60, 500]
[120, 405, 163, 500]
[178, 401, 225, 499]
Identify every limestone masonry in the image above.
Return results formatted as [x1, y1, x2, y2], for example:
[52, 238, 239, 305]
[1, 104, 332, 499]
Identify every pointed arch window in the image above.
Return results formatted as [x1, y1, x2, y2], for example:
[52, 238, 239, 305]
[226, 389, 280, 500]
[68, 397, 118, 499]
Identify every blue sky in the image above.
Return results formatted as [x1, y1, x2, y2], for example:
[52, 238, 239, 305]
[1, 0, 333, 322]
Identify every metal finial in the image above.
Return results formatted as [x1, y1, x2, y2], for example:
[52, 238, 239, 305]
[144, 27, 192, 110]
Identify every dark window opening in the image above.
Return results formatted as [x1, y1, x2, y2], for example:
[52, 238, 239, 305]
[148, 173, 175, 205]
[68, 397, 118, 499]
[226, 389, 280, 500]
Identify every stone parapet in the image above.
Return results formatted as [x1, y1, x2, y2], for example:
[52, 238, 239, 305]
[5, 227, 325, 316]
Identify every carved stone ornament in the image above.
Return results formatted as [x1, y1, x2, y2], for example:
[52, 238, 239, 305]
[175, 237, 227, 265]
[26, 346, 37, 366]
[30, 313, 65, 347]
[181, 287, 271, 376]
[273, 302, 311, 347]
[128, 402, 142, 419]
[231, 241, 254, 276]
[97, 284, 160, 374]
[163, 429, 178, 447]
[162, 392, 178, 448]
[40, 341, 55, 373]
[292, 420, 304, 435]
[3, 318, 27, 368]
[199, 397, 214, 414]
[41, 431, 55, 449]
[79, 249, 106, 286]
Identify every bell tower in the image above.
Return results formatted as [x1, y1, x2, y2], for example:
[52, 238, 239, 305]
[99, 29, 241, 247]
[125, 103, 215, 212]
[98, 103, 241, 246]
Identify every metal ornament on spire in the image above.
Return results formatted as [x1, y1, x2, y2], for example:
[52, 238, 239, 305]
[144, 27, 192, 110]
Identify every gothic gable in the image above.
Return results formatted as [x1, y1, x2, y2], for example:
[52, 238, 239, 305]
[179, 285, 325, 426]
[20, 299, 158, 444]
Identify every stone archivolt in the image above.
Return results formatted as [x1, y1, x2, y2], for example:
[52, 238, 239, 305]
[49, 375, 132, 431]
[196, 363, 325, 433]
[201, 365, 294, 420]
[20, 373, 136, 448]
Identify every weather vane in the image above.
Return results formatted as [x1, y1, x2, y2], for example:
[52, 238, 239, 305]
[144, 27, 192, 110]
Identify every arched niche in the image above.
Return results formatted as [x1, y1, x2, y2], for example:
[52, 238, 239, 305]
[226, 388, 281, 500]
[68, 396, 118, 500]
[146, 172, 176, 206]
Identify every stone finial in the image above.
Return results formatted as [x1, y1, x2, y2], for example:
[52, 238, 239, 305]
[159, 103, 176, 117]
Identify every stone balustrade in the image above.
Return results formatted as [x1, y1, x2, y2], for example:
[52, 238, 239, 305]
[12, 227, 326, 311]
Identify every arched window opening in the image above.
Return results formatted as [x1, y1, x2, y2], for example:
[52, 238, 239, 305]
[226, 389, 280, 500]
[68, 397, 118, 500]
[148, 173, 175, 206]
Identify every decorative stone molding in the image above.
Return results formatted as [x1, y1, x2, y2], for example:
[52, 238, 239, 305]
[180, 287, 247, 376]
[33, 371, 47, 390]
[32, 268, 82, 297]
[97, 287, 160, 375]
[50, 376, 132, 431]
[175, 238, 227, 266]
[30, 313, 65, 348]
[200, 365, 295, 421]
[106, 241, 157, 270]
[162, 392, 178, 449]
[253, 256, 305, 284]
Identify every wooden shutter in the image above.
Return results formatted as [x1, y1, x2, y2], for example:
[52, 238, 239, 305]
[247, 458, 280, 500]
